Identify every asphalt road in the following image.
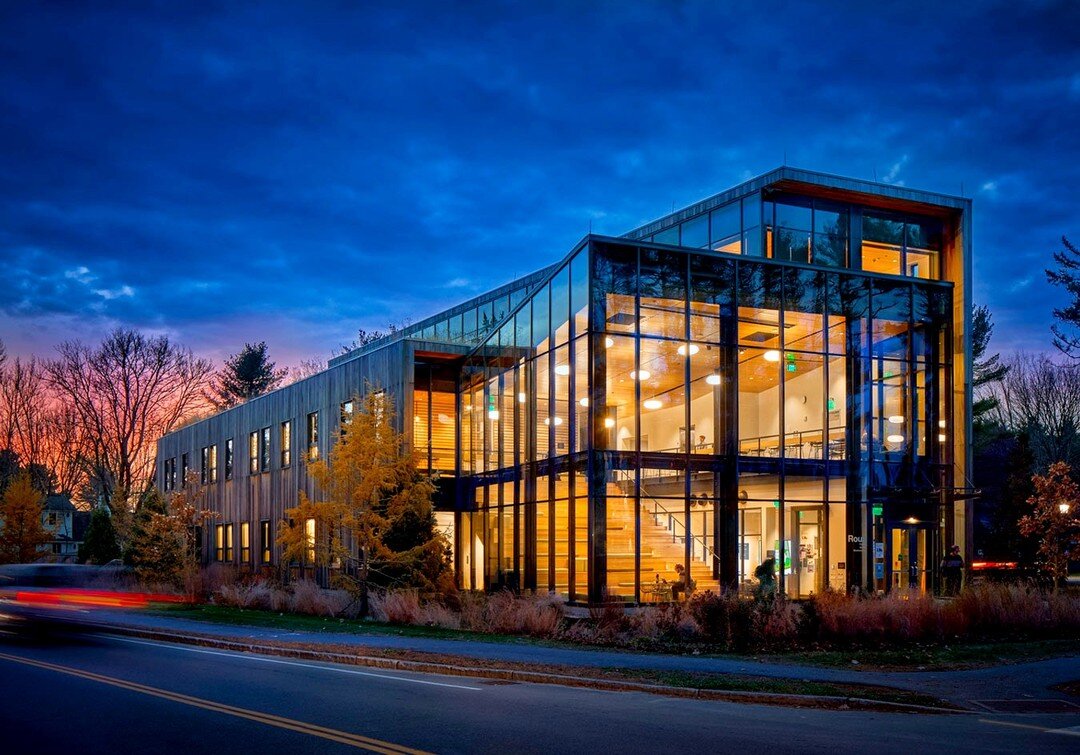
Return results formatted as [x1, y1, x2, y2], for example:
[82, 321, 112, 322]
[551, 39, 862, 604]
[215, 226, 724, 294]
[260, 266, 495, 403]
[0, 632, 1077, 754]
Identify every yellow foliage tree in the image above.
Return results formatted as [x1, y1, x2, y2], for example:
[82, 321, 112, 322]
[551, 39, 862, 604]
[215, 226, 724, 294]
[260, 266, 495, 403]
[0, 472, 51, 563]
[278, 389, 453, 611]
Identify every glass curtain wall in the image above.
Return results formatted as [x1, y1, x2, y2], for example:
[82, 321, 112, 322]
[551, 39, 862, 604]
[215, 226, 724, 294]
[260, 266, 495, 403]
[459, 249, 589, 597]
[460, 237, 951, 602]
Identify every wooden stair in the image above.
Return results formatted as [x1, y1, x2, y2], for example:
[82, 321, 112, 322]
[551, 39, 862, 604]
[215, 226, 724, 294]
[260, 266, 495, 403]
[606, 483, 720, 600]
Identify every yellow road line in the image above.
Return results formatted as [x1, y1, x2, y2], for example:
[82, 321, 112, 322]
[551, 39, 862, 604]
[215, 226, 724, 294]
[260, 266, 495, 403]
[0, 651, 431, 755]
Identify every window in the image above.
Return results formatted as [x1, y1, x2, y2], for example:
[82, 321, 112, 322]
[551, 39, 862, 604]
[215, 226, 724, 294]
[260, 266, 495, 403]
[261, 427, 271, 471]
[248, 432, 259, 474]
[260, 520, 272, 564]
[307, 412, 319, 461]
[215, 524, 224, 562]
[224, 523, 234, 562]
[280, 420, 291, 467]
[209, 444, 218, 483]
[305, 518, 316, 564]
[181, 453, 190, 486]
[240, 522, 251, 564]
[200, 446, 209, 484]
[46, 512, 57, 527]
[225, 439, 234, 480]
[340, 401, 354, 436]
[163, 458, 176, 491]
[862, 212, 940, 278]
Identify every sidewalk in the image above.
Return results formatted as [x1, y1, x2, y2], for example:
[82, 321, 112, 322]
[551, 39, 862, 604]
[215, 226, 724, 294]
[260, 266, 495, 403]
[83, 608, 1080, 709]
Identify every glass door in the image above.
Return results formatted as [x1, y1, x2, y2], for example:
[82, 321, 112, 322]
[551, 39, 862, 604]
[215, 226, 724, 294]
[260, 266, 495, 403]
[890, 524, 929, 591]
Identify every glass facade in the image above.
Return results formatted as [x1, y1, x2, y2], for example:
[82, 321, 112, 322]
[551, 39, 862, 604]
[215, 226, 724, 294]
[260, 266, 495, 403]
[458, 232, 954, 602]
[158, 168, 968, 602]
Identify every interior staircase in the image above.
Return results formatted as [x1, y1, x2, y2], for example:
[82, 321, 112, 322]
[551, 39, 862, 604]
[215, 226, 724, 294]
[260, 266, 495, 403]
[606, 482, 721, 600]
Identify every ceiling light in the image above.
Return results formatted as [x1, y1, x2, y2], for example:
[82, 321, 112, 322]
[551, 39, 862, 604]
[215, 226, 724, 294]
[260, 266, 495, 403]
[554, 364, 570, 376]
[605, 337, 615, 348]
[579, 397, 589, 407]
[905, 516, 918, 524]
[604, 417, 615, 428]
[888, 415, 904, 425]
[643, 399, 662, 410]
[886, 434, 904, 444]
[763, 350, 781, 362]
[938, 419, 946, 428]
[630, 370, 651, 380]
[706, 374, 721, 386]
[938, 433, 947, 442]
[543, 416, 564, 426]
[677, 343, 699, 356]
[488, 410, 500, 420]
[518, 392, 527, 403]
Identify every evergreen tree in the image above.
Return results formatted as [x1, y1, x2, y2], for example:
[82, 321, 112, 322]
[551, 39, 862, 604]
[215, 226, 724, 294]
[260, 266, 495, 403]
[1046, 236, 1080, 358]
[207, 342, 287, 409]
[79, 506, 121, 564]
[0, 472, 50, 563]
[971, 304, 1009, 448]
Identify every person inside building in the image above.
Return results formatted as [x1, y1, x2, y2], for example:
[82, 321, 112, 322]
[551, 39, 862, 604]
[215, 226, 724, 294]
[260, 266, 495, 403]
[670, 563, 691, 601]
[940, 545, 965, 596]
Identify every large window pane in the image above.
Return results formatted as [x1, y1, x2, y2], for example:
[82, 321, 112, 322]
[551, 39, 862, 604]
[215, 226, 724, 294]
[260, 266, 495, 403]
[690, 254, 735, 344]
[639, 337, 687, 453]
[680, 214, 708, 248]
[600, 334, 637, 451]
[738, 347, 782, 456]
[592, 243, 637, 335]
[551, 266, 571, 348]
[606, 467, 637, 602]
[639, 249, 686, 339]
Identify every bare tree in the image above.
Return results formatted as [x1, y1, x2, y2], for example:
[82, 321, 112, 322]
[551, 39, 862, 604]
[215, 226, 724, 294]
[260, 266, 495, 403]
[45, 328, 212, 504]
[989, 354, 1080, 472]
[286, 357, 326, 384]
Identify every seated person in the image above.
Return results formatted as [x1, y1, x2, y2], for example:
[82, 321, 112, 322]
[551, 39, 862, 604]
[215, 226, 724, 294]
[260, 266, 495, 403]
[671, 563, 689, 601]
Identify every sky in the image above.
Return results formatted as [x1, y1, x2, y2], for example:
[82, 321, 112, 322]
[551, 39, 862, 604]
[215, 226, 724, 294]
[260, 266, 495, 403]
[1, 0, 1078, 368]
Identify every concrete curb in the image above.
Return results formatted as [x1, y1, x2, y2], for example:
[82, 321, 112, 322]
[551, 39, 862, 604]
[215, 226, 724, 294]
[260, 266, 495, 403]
[84, 621, 969, 715]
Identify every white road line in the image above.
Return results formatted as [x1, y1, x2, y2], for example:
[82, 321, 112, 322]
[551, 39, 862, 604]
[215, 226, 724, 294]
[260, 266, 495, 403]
[1047, 726, 1080, 737]
[104, 635, 483, 692]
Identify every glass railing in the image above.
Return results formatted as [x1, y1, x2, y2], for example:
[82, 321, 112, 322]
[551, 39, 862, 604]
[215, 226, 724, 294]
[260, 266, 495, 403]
[738, 427, 846, 459]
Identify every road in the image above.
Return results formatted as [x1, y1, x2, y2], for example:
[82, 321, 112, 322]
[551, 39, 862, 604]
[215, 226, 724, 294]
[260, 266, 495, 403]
[0, 632, 1077, 754]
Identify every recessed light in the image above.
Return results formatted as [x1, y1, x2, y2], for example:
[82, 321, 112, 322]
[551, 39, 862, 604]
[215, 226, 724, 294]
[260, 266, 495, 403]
[888, 415, 904, 425]
[605, 337, 615, 348]
[763, 350, 781, 362]
[554, 364, 570, 376]
[643, 399, 662, 410]
[706, 374, 721, 385]
[677, 343, 700, 356]
[604, 417, 615, 428]
[886, 434, 904, 443]
[630, 370, 651, 380]
[518, 392, 526, 403]
[488, 410, 500, 420]
[579, 397, 589, 407]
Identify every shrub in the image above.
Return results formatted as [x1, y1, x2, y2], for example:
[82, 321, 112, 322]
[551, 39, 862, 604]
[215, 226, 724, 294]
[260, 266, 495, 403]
[372, 590, 423, 625]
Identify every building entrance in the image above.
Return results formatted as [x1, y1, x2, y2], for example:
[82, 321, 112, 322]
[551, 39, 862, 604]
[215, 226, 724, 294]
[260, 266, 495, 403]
[889, 524, 930, 592]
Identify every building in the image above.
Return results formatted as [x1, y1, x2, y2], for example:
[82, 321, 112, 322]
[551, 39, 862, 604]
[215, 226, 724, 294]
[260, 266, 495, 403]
[156, 167, 972, 603]
[41, 493, 81, 561]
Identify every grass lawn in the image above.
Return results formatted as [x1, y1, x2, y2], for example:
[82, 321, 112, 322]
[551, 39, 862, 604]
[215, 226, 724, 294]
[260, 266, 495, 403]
[771, 639, 1080, 671]
[152, 602, 1080, 672]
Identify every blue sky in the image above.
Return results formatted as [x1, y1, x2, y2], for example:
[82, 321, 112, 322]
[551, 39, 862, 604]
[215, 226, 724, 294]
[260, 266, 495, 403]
[1, 1, 1078, 365]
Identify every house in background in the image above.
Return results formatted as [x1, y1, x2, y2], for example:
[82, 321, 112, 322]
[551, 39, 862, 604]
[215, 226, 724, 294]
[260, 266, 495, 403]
[41, 493, 83, 561]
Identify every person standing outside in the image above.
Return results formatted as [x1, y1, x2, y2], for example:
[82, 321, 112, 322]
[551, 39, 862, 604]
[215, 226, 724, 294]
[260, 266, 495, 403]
[940, 545, 965, 596]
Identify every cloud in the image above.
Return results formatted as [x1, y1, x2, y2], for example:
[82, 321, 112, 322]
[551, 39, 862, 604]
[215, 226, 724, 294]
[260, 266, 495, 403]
[882, 155, 909, 185]
[0, 1, 1077, 363]
[93, 285, 135, 300]
[64, 266, 94, 284]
